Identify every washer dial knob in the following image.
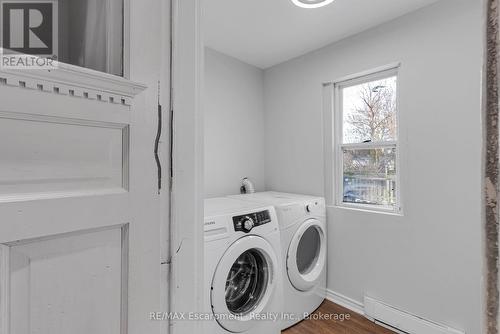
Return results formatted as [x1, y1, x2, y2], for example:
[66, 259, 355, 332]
[242, 217, 254, 232]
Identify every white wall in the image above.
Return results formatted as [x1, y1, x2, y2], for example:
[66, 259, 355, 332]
[204, 48, 266, 197]
[263, 0, 483, 333]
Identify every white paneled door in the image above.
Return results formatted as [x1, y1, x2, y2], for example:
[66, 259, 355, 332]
[0, 67, 149, 334]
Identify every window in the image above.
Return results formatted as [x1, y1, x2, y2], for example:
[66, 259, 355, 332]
[58, 0, 124, 76]
[333, 67, 400, 213]
[1, 0, 124, 76]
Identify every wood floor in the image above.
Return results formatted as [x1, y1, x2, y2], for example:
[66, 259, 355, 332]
[282, 300, 395, 334]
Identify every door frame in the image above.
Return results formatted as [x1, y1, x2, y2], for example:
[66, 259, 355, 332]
[169, 0, 204, 333]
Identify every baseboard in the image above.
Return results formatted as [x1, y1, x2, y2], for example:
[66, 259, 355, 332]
[364, 296, 466, 334]
[325, 291, 466, 334]
[325, 289, 364, 315]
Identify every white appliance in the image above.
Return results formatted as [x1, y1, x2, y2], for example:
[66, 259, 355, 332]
[230, 192, 327, 329]
[204, 198, 283, 334]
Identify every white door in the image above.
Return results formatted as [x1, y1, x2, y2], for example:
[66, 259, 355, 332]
[0, 0, 173, 332]
[0, 62, 162, 334]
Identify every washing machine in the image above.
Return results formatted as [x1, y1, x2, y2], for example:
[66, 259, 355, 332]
[230, 192, 327, 329]
[204, 197, 283, 334]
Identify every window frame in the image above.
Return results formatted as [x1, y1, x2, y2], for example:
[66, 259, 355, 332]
[332, 66, 402, 214]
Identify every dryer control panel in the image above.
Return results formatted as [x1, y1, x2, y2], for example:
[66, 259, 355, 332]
[232, 210, 271, 233]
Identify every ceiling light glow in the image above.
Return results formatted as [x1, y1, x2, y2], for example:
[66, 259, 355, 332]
[291, 0, 336, 9]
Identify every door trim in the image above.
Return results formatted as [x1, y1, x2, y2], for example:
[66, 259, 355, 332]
[169, 0, 204, 333]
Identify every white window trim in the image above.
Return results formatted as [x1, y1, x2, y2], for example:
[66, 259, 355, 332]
[323, 64, 403, 215]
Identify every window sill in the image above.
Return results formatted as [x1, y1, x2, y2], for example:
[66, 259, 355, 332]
[327, 203, 404, 217]
[0, 57, 147, 105]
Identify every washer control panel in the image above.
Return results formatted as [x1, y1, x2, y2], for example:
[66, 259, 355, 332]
[232, 210, 271, 233]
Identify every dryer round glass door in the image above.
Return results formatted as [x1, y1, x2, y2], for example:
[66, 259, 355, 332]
[211, 236, 278, 333]
[287, 219, 326, 291]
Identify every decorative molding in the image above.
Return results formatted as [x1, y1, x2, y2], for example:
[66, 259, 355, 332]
[0, 111, 129, 200]
[3, 226, 126, 334]
[0, 58, 147, 106]
[325, 289, 365, 315]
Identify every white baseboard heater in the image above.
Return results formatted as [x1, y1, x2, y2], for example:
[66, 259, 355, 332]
[364, 296, 465, 334]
